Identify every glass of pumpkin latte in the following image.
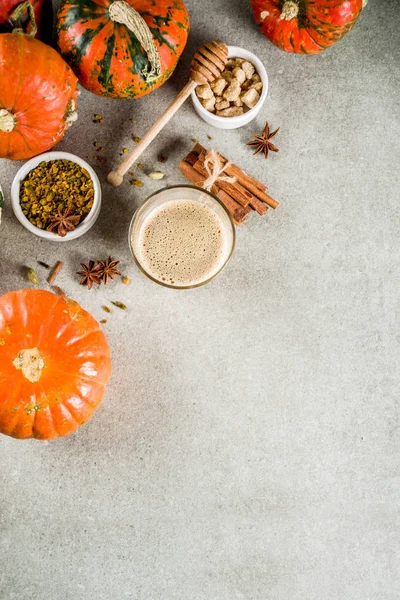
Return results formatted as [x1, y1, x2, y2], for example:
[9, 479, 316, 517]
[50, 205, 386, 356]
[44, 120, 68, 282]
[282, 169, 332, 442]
[129, 185, 235, 289]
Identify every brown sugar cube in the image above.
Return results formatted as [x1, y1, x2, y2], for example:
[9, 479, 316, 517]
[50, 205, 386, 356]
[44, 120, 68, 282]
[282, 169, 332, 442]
[222, 70, 233, 83]
[211, 77, 228, 96]
[201, 96, 216, 112]
[240, 87, 260, 109]
[234, 58, 244, 67]
[242, 61, 255, 79]
[250, 81, 263, 92]
[241, 79, 252, 91]
[215, 99, 230, 110]
[234, 98, 243, 107]
[225, 58, 236, 68]
[196, 84, 213, 99]
[216, 106, 244, 118]
[223, 78, 241, 102]
[232, 67, 246, 85]
[242, 73, 262, 92]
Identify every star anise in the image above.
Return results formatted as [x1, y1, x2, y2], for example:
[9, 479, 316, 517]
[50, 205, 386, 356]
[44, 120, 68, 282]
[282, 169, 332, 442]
[77, 260, 102, 290]
[47, 207, 80, 237]
[97, 257, 121, 284]
[247, 121, 280, 159]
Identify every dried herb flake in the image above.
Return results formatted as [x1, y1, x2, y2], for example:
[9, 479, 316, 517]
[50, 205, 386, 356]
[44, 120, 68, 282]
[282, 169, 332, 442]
[111, 301, 127, 310]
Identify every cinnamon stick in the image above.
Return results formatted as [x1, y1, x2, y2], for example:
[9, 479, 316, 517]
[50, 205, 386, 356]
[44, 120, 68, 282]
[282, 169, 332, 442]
[178, 160, 250, 225]
[189, 149, 267, 216]
[184, 151, 200, 167]
[193, 151, 253, 208]
[247, 195, 268, 215]
[225, 163, 277, 209]
[192, 143, 279, 209]
[47, 261, 63, 285]
[217, 189, 252, 224]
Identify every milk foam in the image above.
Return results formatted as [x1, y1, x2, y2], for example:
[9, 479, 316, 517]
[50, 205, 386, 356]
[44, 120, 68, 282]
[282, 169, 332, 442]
[136, 199, 230, 286]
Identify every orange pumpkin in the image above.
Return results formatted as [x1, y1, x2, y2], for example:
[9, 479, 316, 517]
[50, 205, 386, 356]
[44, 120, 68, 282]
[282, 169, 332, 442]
[250, 0, 366, 54]
[0, 290, 112, 440]
[0, 33, 78, 160]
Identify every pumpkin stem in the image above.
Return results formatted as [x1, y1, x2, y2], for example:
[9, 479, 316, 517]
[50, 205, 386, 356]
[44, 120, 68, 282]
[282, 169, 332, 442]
[64, 98, 78, 126]
[13, 347, 45, 383]
[0, 109, 16, 133]
[10, 1, 38, 37]
[280, 1, 299, 21]
[109, 0, 161, 83]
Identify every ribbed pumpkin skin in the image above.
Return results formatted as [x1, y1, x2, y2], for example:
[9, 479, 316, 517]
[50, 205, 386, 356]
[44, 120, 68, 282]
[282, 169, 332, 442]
[0, 0, 51, 39]
[0, 290, 112, 440]
[250, 0, 364, 54]
[0, 34, 79, 160]
[56, 0, 190, 99]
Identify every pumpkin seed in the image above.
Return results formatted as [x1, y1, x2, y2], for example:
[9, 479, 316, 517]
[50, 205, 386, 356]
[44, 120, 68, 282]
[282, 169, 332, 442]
[148, 171, 165, 180]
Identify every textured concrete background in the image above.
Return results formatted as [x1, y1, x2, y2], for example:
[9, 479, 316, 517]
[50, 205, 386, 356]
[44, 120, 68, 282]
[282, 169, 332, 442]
[1, 1, 399, 599]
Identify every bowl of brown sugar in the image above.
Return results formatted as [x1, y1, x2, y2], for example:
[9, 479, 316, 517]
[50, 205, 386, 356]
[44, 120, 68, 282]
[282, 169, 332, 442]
[191, 46, 268, 130]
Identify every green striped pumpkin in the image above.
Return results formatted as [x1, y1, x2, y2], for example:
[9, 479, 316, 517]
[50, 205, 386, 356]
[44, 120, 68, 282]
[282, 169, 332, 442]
[56, 0, 190, 99]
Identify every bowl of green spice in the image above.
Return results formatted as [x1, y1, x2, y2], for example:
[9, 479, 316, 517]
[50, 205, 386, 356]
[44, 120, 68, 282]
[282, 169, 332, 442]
[11, 152, 102, 241]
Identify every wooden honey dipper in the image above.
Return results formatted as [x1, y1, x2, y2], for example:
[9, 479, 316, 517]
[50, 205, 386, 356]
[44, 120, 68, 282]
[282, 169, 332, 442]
[107, 41, 228, 186]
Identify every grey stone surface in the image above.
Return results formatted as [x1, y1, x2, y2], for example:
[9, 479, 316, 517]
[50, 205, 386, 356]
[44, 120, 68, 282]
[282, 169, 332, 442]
[1, 1, 399, 599]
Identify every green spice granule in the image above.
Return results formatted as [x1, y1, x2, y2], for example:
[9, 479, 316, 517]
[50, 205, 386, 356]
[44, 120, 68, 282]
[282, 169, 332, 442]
[19, 160, 94, 231]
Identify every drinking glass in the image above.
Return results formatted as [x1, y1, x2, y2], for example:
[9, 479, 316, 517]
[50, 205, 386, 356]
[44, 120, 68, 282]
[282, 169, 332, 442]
[129, 185, 236, 289]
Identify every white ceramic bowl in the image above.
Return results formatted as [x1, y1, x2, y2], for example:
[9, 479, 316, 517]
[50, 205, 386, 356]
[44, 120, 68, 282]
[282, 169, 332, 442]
[191, 45, 268, 130]
[11, 151, 102, 241]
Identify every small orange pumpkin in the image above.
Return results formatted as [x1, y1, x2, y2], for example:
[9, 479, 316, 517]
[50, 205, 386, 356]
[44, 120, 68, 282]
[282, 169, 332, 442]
[0, 290, 112, 440]
[0, 33, 79, 160]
